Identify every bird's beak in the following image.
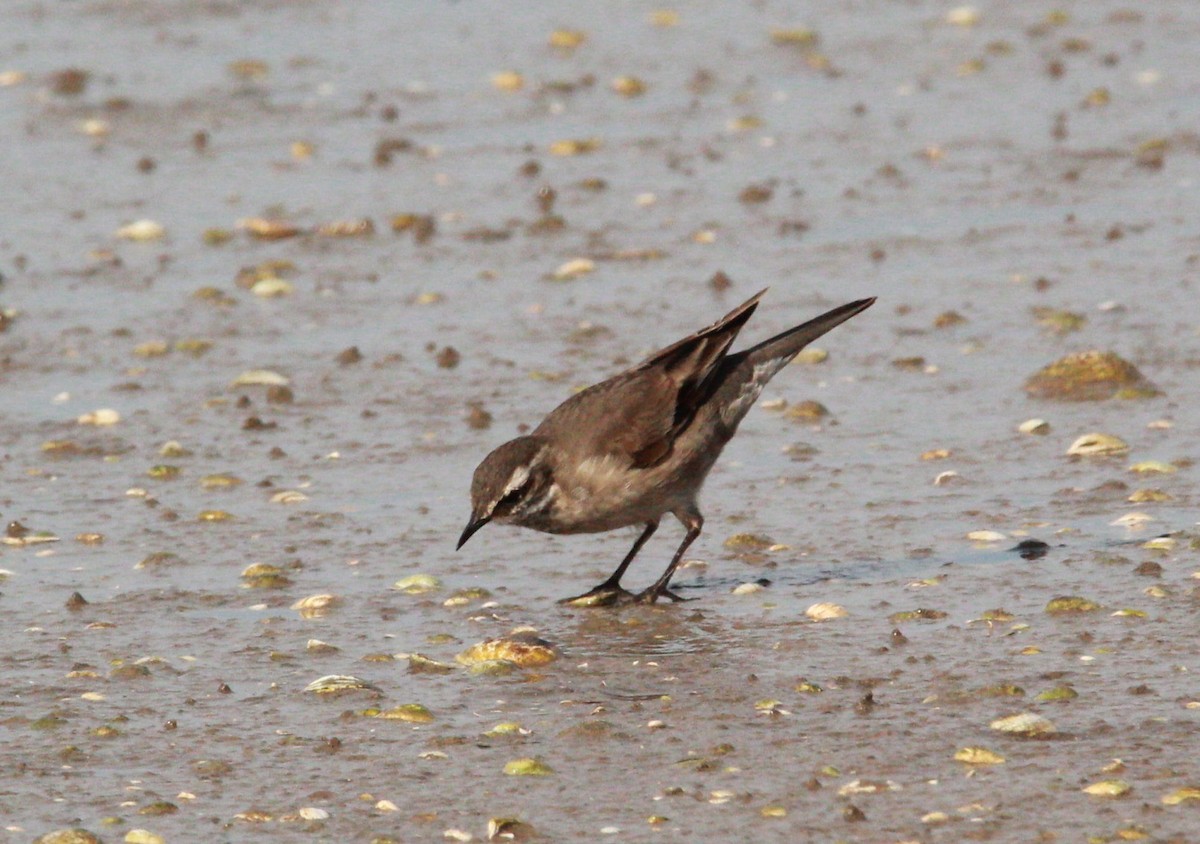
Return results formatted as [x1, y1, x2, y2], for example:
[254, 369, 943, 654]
[456, 514, 490, 550]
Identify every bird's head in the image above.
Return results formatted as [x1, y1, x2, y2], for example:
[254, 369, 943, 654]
[457, 436, 553, 549]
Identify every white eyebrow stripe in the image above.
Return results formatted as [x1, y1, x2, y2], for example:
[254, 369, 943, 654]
[503, 464, 531, 496]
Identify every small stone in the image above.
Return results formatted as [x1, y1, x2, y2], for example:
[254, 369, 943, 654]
[336, 346, 364, 366]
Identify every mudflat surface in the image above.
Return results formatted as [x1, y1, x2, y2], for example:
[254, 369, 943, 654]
[2, 2, 1199, 842]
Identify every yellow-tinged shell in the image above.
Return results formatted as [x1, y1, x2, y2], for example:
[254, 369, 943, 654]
[159, 440, 191, 457]
[134, 340, 169, 357]
[443, 587, 492, 607]
[786, 400, 829, 419]
[1161, 786, 1200, 804]
[291, 594, 341, 612]
[562, 590, 626, 608]
[406, 653, 455, 674]
[548, 138, 601, 156]
[889, 608, 947, 623]
[33, 831, 104, 844]
[1031, 306, 1086, 334]
[233, 369, 291, 387]
[485, 722, 527, 737]
[371, 703, 433, 723]
[946, 6, 980, 25]
[125, 831, 165, 844]
[198, 510, 233, 522]
[1045, 595, 1100, 614]
[967, 529, 1007, 542]
[234, 810, 273, 822]
[238, 217, 301, 239]
[1129, 488, 1172, 503]
[1035, 685, 1079, 701]
[491, 70, 524, 91]
[989, 712, 1056, 735]
[393, 574, 441, 594]
[1067, 432, 1129, 456]
[770, 27, 819, 46]
[304, 674, 382, 695]
[1111, 511, 1155, 526]
[241, 562, 281, 578]
[955, 747, 1005, 765]
[1083, 779, 1131, 797]
[503, 757, 554, 776]
[1025, 351, 1160, 401]
[270, 490, 308, 504]
[200, 473, 243, 489]
[457, 632, 558, 667]
[251, 277, 294, 297]
[1129, 460, 1176, 474]
[805, 602, 848, 621]
[116, 219, 166, 241]
[724, 532, 774, 549]
[78, 408, 120, 426]
[1019, 418, 1051, 435]
[611, 75, 646, 96]
[552, 257, 595, 280]
[147, 465, 181, 480]
[548, 29, 585, 48]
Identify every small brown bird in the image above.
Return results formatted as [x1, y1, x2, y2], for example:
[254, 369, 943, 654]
[458, 290, 875, 605]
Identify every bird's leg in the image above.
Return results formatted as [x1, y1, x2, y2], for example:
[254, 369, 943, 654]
[560, 521, 658, 607]
[636, 509, 703, 604]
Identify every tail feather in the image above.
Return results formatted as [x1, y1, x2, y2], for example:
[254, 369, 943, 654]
[716, 296, 875, 430]
[742, 297, 875, 369]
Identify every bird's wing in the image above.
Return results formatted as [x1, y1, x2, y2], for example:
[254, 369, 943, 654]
[535, 290, 766, 468]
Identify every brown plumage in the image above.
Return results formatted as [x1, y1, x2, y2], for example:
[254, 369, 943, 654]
[458, 290, 875, 605]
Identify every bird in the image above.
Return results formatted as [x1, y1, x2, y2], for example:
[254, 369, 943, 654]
[457, 289, 875, 605]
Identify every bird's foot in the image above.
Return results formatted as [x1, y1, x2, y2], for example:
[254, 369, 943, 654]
[559, 583, 635, 608]
[634, 585, 691, 604]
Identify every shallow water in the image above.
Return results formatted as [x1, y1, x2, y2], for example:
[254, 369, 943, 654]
[2, 1, 1199, 841]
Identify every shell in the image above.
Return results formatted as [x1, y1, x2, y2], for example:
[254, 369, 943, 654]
[805, 602, 848, 621]
[1083, 780, 1131, 797]
[457, 632, 558, 667]
[232, 369, 290, 387]
[503, 757, 554, 776]
[393, 574, 441, 594]
[1018, 418, 1050, 435]
[77, 408, 120, 426]
[116, 219, 166, 241]
[1025, 351, 1160, 401]
[1045, 596, 1100, 614]
[989, 712, 1056, 735]
[1067, 433, 1129, 456]
[954, 747, 1005, 765]
[303, 675, 382, 695]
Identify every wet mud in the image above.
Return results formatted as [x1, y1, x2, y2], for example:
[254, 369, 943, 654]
[2, 1, 1199, 842]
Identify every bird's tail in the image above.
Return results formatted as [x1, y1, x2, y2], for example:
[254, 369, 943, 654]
[742, 297, 875, 372]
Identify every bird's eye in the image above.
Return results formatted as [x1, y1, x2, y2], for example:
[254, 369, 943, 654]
[495, 481, 528, 513]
